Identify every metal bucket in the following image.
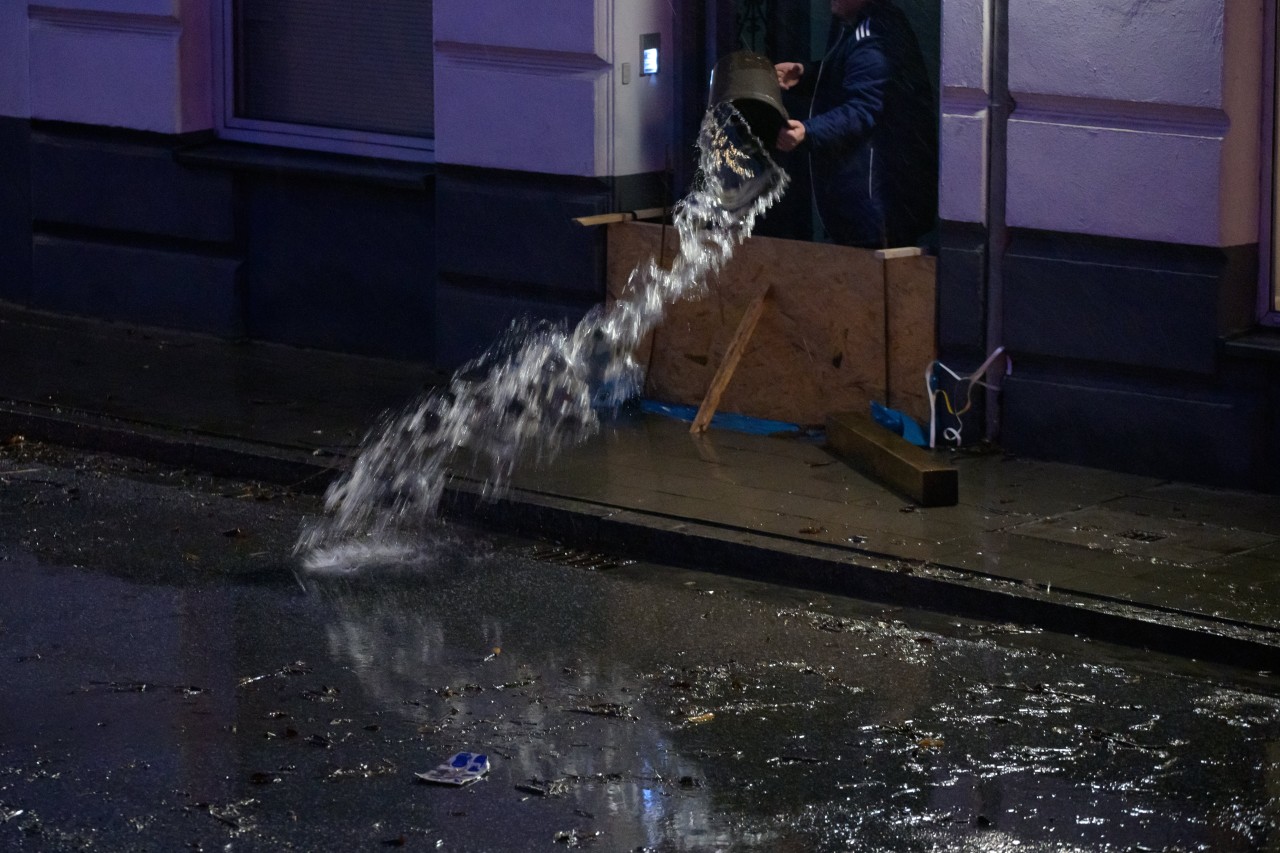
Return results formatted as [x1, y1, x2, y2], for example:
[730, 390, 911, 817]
[708, 51, 789, 148]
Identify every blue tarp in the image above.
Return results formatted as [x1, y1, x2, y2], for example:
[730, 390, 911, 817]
[639, 399, 804, 436]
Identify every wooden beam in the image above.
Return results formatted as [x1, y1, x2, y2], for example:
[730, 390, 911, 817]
[573, 207, 669, 227]
[690, 286, 771, 434]
[873, 246, 923, 261]
[825, 411, 958, 506]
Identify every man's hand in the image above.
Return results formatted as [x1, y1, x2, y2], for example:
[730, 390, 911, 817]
[774, 62, 804, 90]
[776, 120, 806, 152]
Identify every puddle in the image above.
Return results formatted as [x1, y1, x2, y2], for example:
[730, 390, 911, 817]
[4, 535, 1280, 851]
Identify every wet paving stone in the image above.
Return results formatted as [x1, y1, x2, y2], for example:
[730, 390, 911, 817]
[1, 447, 1279, 851]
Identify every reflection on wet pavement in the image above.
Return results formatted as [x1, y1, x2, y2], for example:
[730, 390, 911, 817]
[0, 451, 1278, 850]
[1, 548, 1277, 849]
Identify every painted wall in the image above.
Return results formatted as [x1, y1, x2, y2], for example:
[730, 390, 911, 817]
[25, 0, 212, 134]
[0, 4, 30, 119]
[611, 0, 673, 176]
[937, 0, 987, 225]
[433, 0, 673, 177]
[1006, 0, 1263, 248]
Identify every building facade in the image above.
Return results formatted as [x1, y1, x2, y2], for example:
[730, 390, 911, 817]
[0, 0, 1277, 491]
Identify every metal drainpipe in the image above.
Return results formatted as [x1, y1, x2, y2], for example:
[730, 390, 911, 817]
[984, 0, 1010, 441]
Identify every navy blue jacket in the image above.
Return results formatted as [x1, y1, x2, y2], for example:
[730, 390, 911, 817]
[800, 1, 936, 247]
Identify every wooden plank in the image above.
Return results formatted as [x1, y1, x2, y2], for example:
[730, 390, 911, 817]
[690, 286, 771, 434]
[825, 411, 958, 506]
[873, 246, 923, 261]
[884, 253, 937, 425]
[574, 207, 668, 227]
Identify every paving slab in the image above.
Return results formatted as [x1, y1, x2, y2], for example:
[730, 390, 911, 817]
[0, 302, 1277, 665]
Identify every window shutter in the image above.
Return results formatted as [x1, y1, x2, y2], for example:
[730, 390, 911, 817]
[234, 0, 434, 139]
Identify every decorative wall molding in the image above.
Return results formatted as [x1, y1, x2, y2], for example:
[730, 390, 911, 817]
[938, 112, 988, 225]
[596, 0, 613, 177]
[938, 0, 990, 229]
[1008, 0, 1225, 111]
[27, 0, 202, 133]
[594, 0, 613, 66]
[940, 85, 989, 113]
[28, 4, 178, 35]
[27, 0, 177, 14]
[433, 65, 605, 174]
[1010, 94, 1229, 137]
[596, 64, 612, 180]
[1007, 121, 1223, 245]
[940, 0, 987, 92]
[0, 4, 31, 118]
[434, 0, 667, 177]
[1002, 0, 1259, 247]
[434, 42, 610, 77]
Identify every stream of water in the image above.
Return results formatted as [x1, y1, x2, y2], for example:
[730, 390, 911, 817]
[296, 103, 789, 569]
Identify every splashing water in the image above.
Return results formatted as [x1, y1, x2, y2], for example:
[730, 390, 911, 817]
[295, 103, 789, 568]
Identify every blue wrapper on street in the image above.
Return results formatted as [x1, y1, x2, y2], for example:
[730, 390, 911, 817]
[415, 752, 490, 786]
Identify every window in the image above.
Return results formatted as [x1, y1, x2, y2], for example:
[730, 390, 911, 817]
[217, 0, 434, 161]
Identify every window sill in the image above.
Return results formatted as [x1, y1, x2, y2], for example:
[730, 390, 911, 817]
[174, 140, 434, 192]
[1222, 328, 1280, 363]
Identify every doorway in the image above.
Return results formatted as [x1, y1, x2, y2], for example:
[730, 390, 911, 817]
[728, 0, 942, 247]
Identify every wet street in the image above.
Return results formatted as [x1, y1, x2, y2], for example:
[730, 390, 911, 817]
[2, 441, 1279, 852]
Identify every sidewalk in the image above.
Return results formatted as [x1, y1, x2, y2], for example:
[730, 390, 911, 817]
[2, 303, 1279, 667]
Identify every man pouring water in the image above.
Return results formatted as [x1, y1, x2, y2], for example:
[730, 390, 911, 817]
[774, 0, 937, 249]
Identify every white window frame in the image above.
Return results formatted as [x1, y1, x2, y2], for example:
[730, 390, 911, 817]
[213, 1, 435, 163]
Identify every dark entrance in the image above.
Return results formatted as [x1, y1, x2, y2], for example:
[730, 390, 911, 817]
[723, 0, 941, 245]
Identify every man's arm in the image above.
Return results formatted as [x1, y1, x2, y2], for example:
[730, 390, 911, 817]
[801, 39, 889, 149]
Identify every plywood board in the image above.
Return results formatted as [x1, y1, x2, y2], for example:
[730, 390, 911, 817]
[606, 222, 936, 429]
[604, 221, 678, 375]
[885, 253, 938, 426]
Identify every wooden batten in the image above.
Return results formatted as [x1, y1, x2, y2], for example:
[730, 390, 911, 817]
[826, 412, 958, 507]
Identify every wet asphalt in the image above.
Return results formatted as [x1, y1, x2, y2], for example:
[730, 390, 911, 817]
[2, 441, 1280, 852]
